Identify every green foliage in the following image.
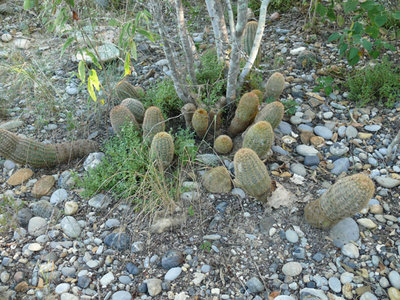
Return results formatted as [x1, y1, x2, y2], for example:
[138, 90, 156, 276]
[246, 71, 264, 91]
[196, 49, 226, 107]
[347, 58, 400, 108]
[248, 0, 297, 15]
[0, 196, 22, 233]
[144, 78, 183, 116]
[265, 97, 298, 116]
[200, 241, 212, 252]
[313, 76, 337, 96]
[79, 124, 198, 207]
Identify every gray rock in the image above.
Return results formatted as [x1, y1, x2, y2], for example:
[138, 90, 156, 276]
[88, 194, 112, 209]
[50, 189, 68, 205]
[298, 124, 313, 132]
[196, 154, 220, 166]
[296, 145, 318, 156]
[290, 115, 303, 125]
[300, 288, 328, 300]
[285, 229, 299, 243]
[338, 126, 346, 137]
[17, 208, 32, 227]
[105, 219, 120, 229]
[278, 121, 292, 134]
[364, 125, 381, 132]
[0, 120, 24, 131]
[304, 155, 320, 166]
[272, 145, 289, 156]
[330, 218, 360, 248]
[28, 217, 47, 237]
[360, 292, 378, 300]
[331, 102, 346, 109]
[104, 233, 130, 251]
[164, 267, 182, 281]
[162, 250, 184, 269]
[323, 112, 333, 119]
[55, 283, 70, 294]
[342, 243, 359, 258]
[345, 126, 358, 138]
[330, 143, 349, 156]
[112, 291, 132, 300]
[231, 188, 246, 198]
[389, 271, 400, 289]
[60, 216, 81, 238]
[146, 278, 162, 296]
[246, 277, 264, 293]
[60, 294, 79, 300]
[119, 276, 132, 284]
[32, 200, 58, 219]
[65, 86, 78, 95]
[77, 275, 91, 288]
[331, 158, 350, 175]
[3, 160, 16, 170]
[84, 152, 105, 171]
[314, 126, 333, 139]
[275, 297, 296, 300]
[282, 262, 302, 276]
[328, 277, 341, 293]
[100, 272, 114, 286]
[375, 176, 400, 188]
[368, 157, 378, 166]
[290, 163, 307, 177]
[61, 267, 76, 277]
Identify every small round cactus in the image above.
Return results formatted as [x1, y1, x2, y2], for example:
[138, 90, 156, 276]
[264, 72, 285, 100]
[233, 148, 272, 201]
[110, 105, 139, 135]
[228, 92, 259, 137]
[214, 135, 233, 154]
[304, 173, 375, 229]
[115, 80, 145, 101]
[120, 98, 145, 123]
[142, 106, 165, 143]
[254, 101, 284, 129]
[192, 108, 209, 138]
[243, 121, 274, 158]
[150, 132, 174, 168]
[203, 166, 232, 194]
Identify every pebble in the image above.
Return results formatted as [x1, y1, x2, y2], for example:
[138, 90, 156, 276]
[88, 194, 112, 209]
[50, 188, 68, 205]
[331, 158, 350, 175]
[323, 112, 333, 119]
[246, 277, 264, 293]
[329, 218, 360, 248]
[290, 47, 306, 55]
[61, 294, 79, 300]
[64, 201, 79, 215]
[360, 292, 378, 300]
[100, 272, 114, 286]
[146, 278, 162, 296]
[65, 86, 78, 95]
[364, 125, 381, 132]
[231, 188, 246, 198]
[83, 152, 105, 171]
[111, 291, 132, 300]
[296, 145, 318, 156]
[389, 271, 400, 289]
[357, 218, 377, 229]
[55, 283, 70, 294]
[388, 287, 400, 300]
[285, 229, 299, 243]
[340, 272, 354, 284]
[28, 217, 47, 237]
[304, 155, 320, 166]
[278, 121, 292, 134]
[7, 168, 33, 186]
[346, 126, 358, 138]
[164, 267, 182, 281]
[328, 277, 341, 293]
[375, 176, 400, 188]
[161, 250, 184, 269]
[60, 216, 81, 238]
[314, 126, 333, 139]
[299, 288, 328, 300]
[330, 143, 349, 156]
[342, 243, 359, 258]
[282, 262, 302, 276]
[298, 124, 313, 132]
[291, 163, 307, 176]
[104, 233, 130, 251]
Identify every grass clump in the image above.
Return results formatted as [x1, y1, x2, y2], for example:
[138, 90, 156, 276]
[79, 124, 197, 210]
[347, 58, 400, 108]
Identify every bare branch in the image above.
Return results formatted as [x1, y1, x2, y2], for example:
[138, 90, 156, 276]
[224, 0, 236, 39]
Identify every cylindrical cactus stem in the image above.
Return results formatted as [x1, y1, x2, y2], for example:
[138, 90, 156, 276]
[233, 148, 272, 201]
[214, 135, 233, 154]
[192, 108, 209, 138]
[243, 121, 274, 158]
[202, 166, 232, 193]
[228, 92, 259, 137]
[254, 101, 284, 129]
[114, 80, 145, 101]
[110, 105, 139, 135]
[251, 89, 263, 100]
[208, 108, 222, 133]
[181, 103, 197, 128]
[142, 106, 166, 143]
[150, 132, 175, 168]
[304, 173, 375, 229]
[264, 72, 285, 100]
[120, 98, 145, 123]
[0, 129, 98, 168]
[242, 21, 261, 67]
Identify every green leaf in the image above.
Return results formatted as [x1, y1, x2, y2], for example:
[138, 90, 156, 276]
[383, 42, 395, 51]
[360, 0, 377, 11]
[78, 61, 86, 84]
[339, 43, 348, 56]
[370, 50, 380, 59]
[108, 18, 119, 26]
[84, 50, 101, 69]
[65, 0, 74, 6]
[87, 80, 96, 102]
[349, 47, 360, 60]
[61, 37, 74, 57]
[348, 53, 360, 66]
[343, 0, 358, 14]
[374, 14, 387, 27]
[23, 0, 34, 10]
[327, 8, 336, 21]
[352, 22, 363, 34]
[316, 3, 327, 17]
[89, 69, 100, 91]
[361, 39, 372, 51]
[328, 32, 341, 42]
[337, 15, 345, 27]
[124, 52, 131, 77]
[137, 28, 154, 42]
[393, 11, 400, 20]
[365, 25, 379, 39]
[130, 41, 137, 61]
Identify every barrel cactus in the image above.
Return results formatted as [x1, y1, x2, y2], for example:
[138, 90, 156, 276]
[242, 21, 261, 67]
[143, 106, 165, 143]
[243, 121, 274, 158]
[264, 72, 285, 100]
[304, 173, 375, 229]
[110, 105, 139, 135]
[228, 92, 259, 137]
[233, 148, 272, 201]
[203, 166, 232, 193]
[120, 98, 145, 123]
[192, 108, 209, 138]
[254, 101, 284, 129]
[150, 132, 175, 168]
[251, 89, 263, 100]
[214, 135, 233, 154]
[115, 80, 145, 101]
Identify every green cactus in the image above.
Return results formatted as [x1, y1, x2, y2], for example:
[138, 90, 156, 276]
[264, 72, 285, 100]
[120, 98, 145, 123]
[214, 135, 233, 154]
[251, 89, 263, 100]
[115, 80, 145, 101]
[242, 21, 261, 67]
[110, 105, 139, 135]
[192, 108, 209, 138]
[203, 166, 232, 193]
[142, 106, 165, 143]
[150, 132, 175, 168]
[181, 103, 197, 128]
[0, 129, 98, 168]
[233, 148, 272, 201]
[254, 101, 284, 129]
[304, 174, 375, 229]
[243, 121, 274, 158]
[228, 92, 259, 137]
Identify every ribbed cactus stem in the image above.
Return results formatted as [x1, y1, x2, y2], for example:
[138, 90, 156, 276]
[304, 174, 375, 229]
[242, 21, 261, 67]
[115, 80, 145, 101]
[120, 98, 145, 123]
[192, 108, 209, 138]
[0, 129, 98, 168]
[150, 132, 175, 168]
[264, 72, 285, 100]
[228, 92, 259, 137]
[233, 148, 272, 201]
[254, 101, 284, 129]
[243, 121, 274, 158]
[142, 106, 165, 143]
[110, 105, 139, 135]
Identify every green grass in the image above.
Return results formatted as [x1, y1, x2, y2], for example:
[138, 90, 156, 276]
[347, 58, 400, 108]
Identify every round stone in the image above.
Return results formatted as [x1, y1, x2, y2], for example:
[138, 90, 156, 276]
[340, 272, 354, 284]
[282, 262, 302, 276]
[246, 277, 264, 293]
[164, 267, 182, 281]
[60, 294, 79, 300]
[50, 189, 68, 205]
[342, 243, 359, 259]
[314, 125, 333, 139]
[346, 126, 358, 138]
[329, 218, 360, 248]
[161, 250, 184, 269]
[55, 283, 70, 294]
[146, 278, 162, 296]
[285, 229, 299, 243]
[290, 163, 307, 177]
[296, 145, 318, 156]
[360, 292, 378, 300]
[32, 175, 55, 198]
[389, 271, 400, 289]
[28, 243, 42, 252]
[64, 201, 79, 216]
[388, 287, 400, 300]
[126, 262, 140, 275]
[304, 155, 320, 166]
[328, 277, 341, 293]
[28, 217, 47, 237]
[331, 157, 350, 175]
[100, 272, 114, 286]
[60, 216, 81, 238]
[364, 125, 381, 132]
[330, 143, 349, 156]
[7, 168, 33, 186]
[104, 233, 130, 251]
[112, 291, 132, 300]
[375, 176, 400, 188]
[17, 208, 33, 227]
[357, 218, 377, 229]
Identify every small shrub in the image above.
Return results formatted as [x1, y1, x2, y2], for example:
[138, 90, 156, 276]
[347, 58, 400, 107]
[0, 196, 22, 233]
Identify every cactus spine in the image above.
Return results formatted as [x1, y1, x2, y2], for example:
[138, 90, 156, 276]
[120, 98, 145, 123]
[304, 174, 375, 229]
[242, 21, 261, 67]
[233, 148, 272, 201]
[203, 166, 232, 193]
[264, 72, 285, 100]
[150, 132, 174, 168]
[214, 135, 233, 154]
[0, 129, 98, 168]
[110, 105, 139, 135]
[228, 92, 259, 137]
[192, 108, 209, 138]
[142, 106, 165, 143]
[243, 121, 274, 158]
[254, 101, 284, 129]
[115, 80, 145, 101]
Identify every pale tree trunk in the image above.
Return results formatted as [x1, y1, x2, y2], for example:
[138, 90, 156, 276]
[205, 0, 230, 62]
[149, 0, 194, 104]
[225, 0, 248, 104]
[175, 0, 197, 85]
[237, 0, 271, 89]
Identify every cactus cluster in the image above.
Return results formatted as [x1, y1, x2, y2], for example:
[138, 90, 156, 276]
[228, 92, 259, 137]
[304, 174, 375, 229]
[120, 98, 145, 123]
[0, 129, 98, 168]
[115, 80, 145, 102]
[150, 132, 175, 168]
